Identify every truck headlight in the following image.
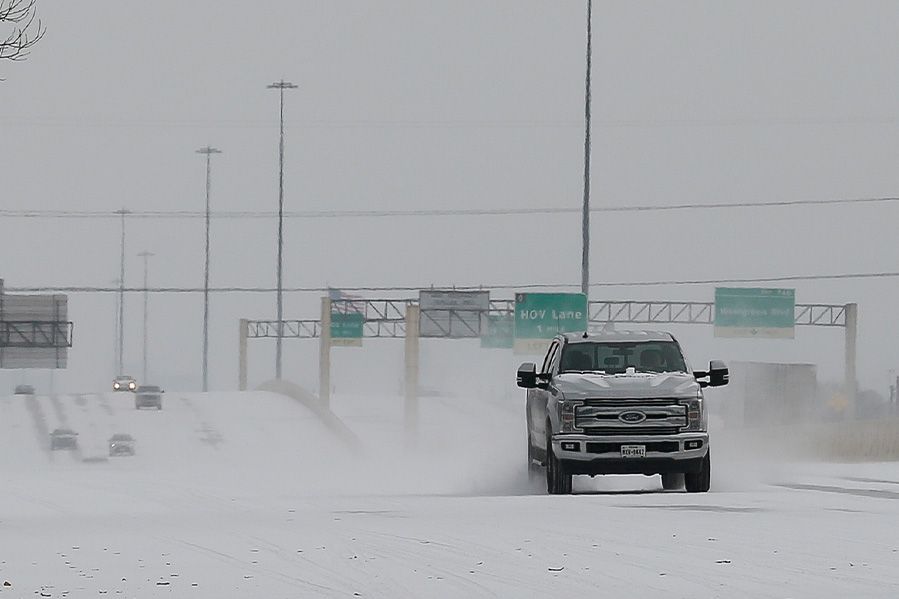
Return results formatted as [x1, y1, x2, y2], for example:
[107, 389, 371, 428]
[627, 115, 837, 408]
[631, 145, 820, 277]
[679, 395, 707, 432]
[559, 400, 584, 433]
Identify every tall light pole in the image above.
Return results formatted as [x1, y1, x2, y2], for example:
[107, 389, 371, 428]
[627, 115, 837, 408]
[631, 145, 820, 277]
[267, 79, 297, 380]
[196, 146, 221, 392]
[111, 277, 121, 375]
[115, 208, 130, 374]
[581, 0, 593, 298]
[137, 251, 154, 382]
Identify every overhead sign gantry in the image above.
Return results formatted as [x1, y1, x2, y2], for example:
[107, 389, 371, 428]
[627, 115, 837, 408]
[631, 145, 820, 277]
[239, 291, 859, 432]
[0, 279, 74, 369]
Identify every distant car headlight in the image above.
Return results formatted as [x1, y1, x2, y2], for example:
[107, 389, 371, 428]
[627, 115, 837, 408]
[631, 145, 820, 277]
[129, 382, 136, 390]
[113, 383, 120, 389]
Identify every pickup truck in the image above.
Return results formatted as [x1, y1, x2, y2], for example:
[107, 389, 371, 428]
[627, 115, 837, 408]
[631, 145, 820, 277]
[518, 330, 728, 494]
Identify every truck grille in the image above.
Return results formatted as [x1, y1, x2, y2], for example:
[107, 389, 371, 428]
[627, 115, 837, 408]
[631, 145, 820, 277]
[586, 441, 679, 454]
[576, 398, 686, 435]
[580, 426, 681, 436]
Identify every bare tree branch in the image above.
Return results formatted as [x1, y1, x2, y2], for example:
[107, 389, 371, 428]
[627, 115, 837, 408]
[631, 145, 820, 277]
[0, 0, 45, 69]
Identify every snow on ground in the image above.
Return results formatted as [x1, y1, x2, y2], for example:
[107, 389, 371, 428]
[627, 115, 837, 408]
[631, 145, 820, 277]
[1, 389, 898, 598]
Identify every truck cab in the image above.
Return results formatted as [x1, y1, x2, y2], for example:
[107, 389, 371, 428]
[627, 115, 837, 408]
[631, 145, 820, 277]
[518, 330, 728, 494]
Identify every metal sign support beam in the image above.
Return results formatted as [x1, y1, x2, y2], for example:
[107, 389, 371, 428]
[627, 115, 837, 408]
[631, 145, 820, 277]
[845, 303, 858, 415]
[404, 304, 420, 445]
[238, 319, 249, 391]
[319, 297, 332, 408]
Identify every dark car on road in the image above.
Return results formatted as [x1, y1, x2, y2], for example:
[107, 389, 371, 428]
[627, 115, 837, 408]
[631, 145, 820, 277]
[14, 384, 35, 396]
[135, 385, 163, 410]
[50, 428, 79, 450]
[108, 433, 136, 456]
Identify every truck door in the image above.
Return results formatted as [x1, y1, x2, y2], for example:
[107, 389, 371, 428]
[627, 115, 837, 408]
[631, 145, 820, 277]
[528, 340, 560, 451]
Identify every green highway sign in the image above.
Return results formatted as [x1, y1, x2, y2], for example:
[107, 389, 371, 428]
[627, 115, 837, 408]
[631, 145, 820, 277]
[481, 313, 514, 349]
[331, 312, 364, 347]
[714, 287, 795, 339]
[514, 293, 588, 354]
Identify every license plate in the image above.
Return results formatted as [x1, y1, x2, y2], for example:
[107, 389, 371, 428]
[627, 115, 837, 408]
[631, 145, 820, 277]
[621, 445, 646, 458]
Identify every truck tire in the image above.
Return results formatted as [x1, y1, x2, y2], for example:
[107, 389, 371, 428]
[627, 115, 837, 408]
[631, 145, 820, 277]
[527, 433, 542, 482]
[685, 452, 711, 493]
[545, 429, 572, 495]
[661, 473, 684, 491]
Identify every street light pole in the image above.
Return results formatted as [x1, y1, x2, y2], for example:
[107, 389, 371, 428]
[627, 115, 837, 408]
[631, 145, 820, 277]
[115, 208, 130, 374]
[581, 0, 593, 298]
[111, 277, 121, 375]
[196, 146, 221, 392]
[267, 79, 297, 380]
[137, 251, 154, 382]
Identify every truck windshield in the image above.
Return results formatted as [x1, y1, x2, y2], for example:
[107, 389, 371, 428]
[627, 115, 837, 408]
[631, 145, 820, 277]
[559, 341, 687, 374]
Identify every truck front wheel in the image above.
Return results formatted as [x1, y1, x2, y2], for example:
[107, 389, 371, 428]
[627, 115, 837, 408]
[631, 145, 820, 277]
[527, 433, 542, 483]
[685, 452, 711, 493]
[545, 430, 572, 495]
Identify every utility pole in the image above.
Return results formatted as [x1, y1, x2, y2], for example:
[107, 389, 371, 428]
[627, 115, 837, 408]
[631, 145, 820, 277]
[110, 277, 120, 375]
[115, 208, 129, 374]
[267, 79, 297, 380]
[581, 0, 593, 298]
[196, 146, 221, 392]
[137, 251, 154, 382]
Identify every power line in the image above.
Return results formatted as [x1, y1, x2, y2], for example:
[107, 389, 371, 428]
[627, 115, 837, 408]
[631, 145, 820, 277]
[7, 270, 899, 295]
[1, 195, 898, 220]
[6, 115, 899, 130]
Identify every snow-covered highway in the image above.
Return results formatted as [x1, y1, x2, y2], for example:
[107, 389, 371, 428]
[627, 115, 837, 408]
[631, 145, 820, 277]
[1, 390, 897, 598]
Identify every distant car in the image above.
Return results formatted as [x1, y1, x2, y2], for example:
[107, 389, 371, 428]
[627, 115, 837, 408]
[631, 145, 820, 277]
[113, 375, 137, 392]
[14, 384, 35, 396]
[108, 433, 136, 456]
[50, 428, 78, 450]
[135, 385, 163, 410]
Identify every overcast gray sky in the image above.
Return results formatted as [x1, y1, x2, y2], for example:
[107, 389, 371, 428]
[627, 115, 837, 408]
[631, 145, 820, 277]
[2, 1, 898, 394]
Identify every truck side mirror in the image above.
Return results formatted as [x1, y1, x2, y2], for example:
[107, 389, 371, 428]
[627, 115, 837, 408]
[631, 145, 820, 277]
[694, 360, 729, 387]
[517, 363, 537, 388]
[708, 360, 729, 387]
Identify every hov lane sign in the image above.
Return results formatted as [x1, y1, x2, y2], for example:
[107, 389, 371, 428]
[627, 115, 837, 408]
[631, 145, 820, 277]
[514, 292, 587, 354]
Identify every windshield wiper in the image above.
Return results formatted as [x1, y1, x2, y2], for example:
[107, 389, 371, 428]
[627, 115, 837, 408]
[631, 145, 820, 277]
[560, 370, 607, 375]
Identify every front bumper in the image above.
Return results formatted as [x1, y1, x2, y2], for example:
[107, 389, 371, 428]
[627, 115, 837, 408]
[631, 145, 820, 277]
[553, 432, 709, 475]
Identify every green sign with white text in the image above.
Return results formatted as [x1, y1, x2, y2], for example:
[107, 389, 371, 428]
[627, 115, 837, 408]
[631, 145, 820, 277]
[331, 312, 364, 347]
[714, 287, 795, 339]
[481, 314, 514, 349]
[514, 293, 588, 354]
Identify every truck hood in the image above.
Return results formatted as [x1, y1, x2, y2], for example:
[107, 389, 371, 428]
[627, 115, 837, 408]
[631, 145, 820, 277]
[554, 372, 700, 400]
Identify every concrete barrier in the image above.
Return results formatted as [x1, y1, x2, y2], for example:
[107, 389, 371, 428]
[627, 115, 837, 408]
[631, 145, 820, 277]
[256, 379, 362, 452]
[719, 418, 899, 462]
[809, 418, 899, 461]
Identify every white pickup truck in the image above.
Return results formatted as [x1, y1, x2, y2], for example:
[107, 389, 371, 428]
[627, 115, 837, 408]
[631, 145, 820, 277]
[518, 330, 729, 494]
